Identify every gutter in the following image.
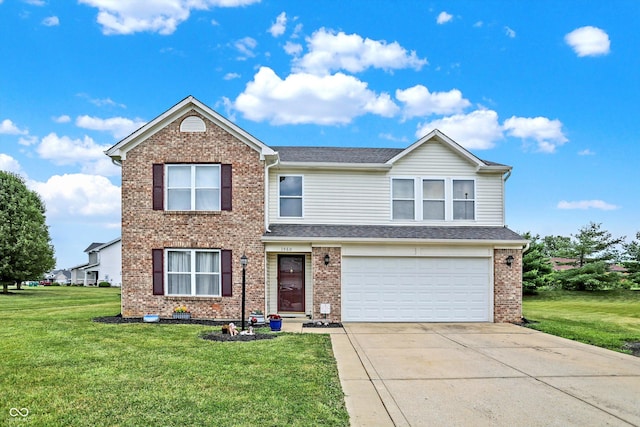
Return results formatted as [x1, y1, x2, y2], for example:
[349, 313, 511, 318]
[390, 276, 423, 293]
[263, 153, 280, 233]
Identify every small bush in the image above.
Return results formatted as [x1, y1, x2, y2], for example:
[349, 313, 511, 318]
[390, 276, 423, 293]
[98, 281, 111, 288]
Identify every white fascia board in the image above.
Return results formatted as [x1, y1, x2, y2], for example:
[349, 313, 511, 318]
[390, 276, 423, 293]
[277, 161, 392, 171]
[262, 235, 529, 247]
[105, 96, 273, 161]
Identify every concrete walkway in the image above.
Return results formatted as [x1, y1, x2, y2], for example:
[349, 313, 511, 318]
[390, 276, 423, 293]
[284, 320, 640, 426]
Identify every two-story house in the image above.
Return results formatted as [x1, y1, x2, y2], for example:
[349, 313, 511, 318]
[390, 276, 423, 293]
[106, 96, 527, 323]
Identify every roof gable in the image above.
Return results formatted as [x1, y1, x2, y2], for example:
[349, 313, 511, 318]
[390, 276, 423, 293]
[105, 96, 276, 161]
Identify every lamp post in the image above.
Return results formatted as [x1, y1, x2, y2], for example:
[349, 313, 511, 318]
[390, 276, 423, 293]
[240, 254, 248, 331]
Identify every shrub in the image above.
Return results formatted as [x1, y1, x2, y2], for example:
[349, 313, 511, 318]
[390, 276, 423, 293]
[98, 281, 111, 288]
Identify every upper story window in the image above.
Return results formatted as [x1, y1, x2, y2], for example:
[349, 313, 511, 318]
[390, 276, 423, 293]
[166, 165, 220, 211]
[453, 179, 475, 220]
[279, 175, 303, 217]
[392, 178, 415, 220]
[422, 179, 445, 220]
[166, 249, 220, 296]
[392, 177, 475, 221]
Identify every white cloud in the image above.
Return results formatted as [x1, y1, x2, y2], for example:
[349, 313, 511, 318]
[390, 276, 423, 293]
[578, 148, 595, 156]
[436, 11, 453, 24]
[18, 135, 38, 146]
[379, 133, 409, 144]
[284, 41, 302, 56]
[78, 0, 260, 35]
[234, 66, 399, 125]
[557, 200, 619, 211]
[75, 115, 146, 139]
[53, 115, 71, 123]
[503, 116, 568, 153]
[77, 93, 127, 108]
[24, 0, 45, 5]
[565, 26, 610, 57]
[293, 28, 427, 75]
[234, 36, 257, 59]
[36, 133, 121, 176]
[42, 16, 59, 26]
[223, 72, 240, 80]
[505, 26, 516, 38]
[269, 12, 287, 37]
[0, 119, 28, 135]
[396, 85, 470, 119]
[29, 174, 121, 218]
[0, 154, 23, 175]
[416, 109, 503, 150]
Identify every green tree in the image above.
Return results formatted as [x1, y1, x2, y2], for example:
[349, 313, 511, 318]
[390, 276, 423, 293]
[570, 222, 624, 267]
[554, 261, 622, 291]
[542, 235, 573, 258]
[623, 232, 640, 286]
[0, 171, 55, 293]
[521, 232, 554, 294]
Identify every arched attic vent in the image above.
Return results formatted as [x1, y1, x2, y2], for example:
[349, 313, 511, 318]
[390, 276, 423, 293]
[180, 116, 206, 132]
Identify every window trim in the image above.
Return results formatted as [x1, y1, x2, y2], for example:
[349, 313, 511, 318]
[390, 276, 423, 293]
[165, 164, 221, 212]
[165, 248, 221, 297]
[278, 174, 304, 218]
[452, 178, 476, 221]
[422, 178, 446, 221]
[391, 177, 417, 221]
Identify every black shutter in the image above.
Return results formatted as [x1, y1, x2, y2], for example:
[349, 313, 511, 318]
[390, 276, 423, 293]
[221, 164, 232, 211]
[152, 164, 164, 210]
[152, 249, 164, 295]
[221, 250, 232, 297]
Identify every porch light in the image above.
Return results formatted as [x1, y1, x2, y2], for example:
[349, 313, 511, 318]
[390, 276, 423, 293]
[506, 255, 514, 267]
[324, 254, 330, 266]
[240, 254, 248, 330]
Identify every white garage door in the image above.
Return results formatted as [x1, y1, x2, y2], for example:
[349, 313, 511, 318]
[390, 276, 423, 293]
[342, 257, 491, 322]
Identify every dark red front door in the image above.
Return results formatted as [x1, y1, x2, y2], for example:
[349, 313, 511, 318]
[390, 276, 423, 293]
[278, 255, 305, 312]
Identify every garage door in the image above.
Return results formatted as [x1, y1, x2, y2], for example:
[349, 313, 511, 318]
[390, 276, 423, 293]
[342, 257, 491, 322]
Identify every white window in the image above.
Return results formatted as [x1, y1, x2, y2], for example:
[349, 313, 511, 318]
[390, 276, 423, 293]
[423, 179, 445, 220]
[166, 249, 220, 296]
[279, 175, 303, 217]
[453, 179, 475, 220]
[166, 165, 220, 211]
[392, 178, 415, 220]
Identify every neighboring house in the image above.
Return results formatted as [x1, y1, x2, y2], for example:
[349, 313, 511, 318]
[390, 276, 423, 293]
[106, 96, 528, 323]
[70, 238, 122, 286]
[46, 269, 71, 284]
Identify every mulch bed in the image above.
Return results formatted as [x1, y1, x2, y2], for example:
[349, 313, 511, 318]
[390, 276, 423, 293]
[303, 322, 343, 328]
[623, 342, 640, 357]
[93, 315, 227, 326]
[201, 332, 277, 342]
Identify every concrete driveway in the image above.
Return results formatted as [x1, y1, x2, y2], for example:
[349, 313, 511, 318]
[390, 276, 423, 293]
[330, 323, 640, 426]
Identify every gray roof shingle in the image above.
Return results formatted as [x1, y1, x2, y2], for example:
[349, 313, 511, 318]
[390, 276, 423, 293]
[264, 224, 525, 241]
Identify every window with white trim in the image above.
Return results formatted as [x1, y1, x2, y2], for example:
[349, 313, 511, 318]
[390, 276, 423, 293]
[166, 164, 220, 211]
[392, 178, 415, 220]
[452, 179, 475, 220]
[279, 175, 303, 217]
[166, 249, 220, 296]
[422, 179, 445, 220]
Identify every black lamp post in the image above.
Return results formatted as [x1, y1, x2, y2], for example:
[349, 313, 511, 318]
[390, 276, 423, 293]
[240, 254, 248, 331]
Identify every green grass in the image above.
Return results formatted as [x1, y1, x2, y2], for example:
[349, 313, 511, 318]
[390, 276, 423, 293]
[0, 287, 349, 426]
[523, 290, 640, 354]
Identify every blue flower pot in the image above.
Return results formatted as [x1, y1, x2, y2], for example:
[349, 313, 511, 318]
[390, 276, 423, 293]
[269, 318, 282, 331]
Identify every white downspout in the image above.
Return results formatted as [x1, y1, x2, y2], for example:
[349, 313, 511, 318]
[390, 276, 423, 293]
[263, 154, 279, 315]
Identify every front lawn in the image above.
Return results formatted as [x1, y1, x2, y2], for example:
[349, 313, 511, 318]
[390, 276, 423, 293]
[523, 290, 640, 354]
[0, 286, 348, 426]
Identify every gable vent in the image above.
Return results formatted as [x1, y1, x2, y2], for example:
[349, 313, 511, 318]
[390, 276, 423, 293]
[180, 116, 206, 132]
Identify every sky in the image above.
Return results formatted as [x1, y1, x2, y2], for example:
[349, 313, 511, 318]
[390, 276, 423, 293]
[1, 0, 639, 269]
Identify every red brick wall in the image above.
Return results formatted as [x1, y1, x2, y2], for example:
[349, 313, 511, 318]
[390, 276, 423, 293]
[311, 247, 342, 323]
[120, 111, 265, 319]
[493, 248, 523, 323]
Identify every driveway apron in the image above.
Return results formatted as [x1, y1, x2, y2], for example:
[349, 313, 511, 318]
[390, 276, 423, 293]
[333, 323, 640, 427]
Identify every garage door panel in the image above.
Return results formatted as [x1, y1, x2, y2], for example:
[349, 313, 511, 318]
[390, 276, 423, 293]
[342, 256, 491, 322]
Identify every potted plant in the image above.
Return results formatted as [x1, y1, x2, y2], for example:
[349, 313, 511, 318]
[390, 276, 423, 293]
[172, 305, 191, 320]
[249, 309, 265, 326]
[268, 314, 282, 331]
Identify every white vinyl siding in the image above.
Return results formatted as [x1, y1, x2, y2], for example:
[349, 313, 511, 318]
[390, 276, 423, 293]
[268, 140, 505, 226]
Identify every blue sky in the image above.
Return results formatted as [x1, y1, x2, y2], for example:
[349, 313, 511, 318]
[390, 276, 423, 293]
[1, 0, 638, 269]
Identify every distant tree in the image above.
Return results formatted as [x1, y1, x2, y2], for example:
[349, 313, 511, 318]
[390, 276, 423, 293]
[0, 171, 55, 293]
[554, 261, 622, 291]
[623, 232, 640, 286]
[542, 235, 573, 258]
[521, 232, 554, 294]
[570, 222, 624, 267]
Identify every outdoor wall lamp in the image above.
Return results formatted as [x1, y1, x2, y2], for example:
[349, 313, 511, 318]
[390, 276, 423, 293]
[324, 254, 330, 266]
[240, 254, 248, 330]
[506, 255, 514, 267]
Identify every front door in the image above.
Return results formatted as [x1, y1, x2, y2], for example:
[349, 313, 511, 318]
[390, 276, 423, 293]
[278, 255, 305, 313]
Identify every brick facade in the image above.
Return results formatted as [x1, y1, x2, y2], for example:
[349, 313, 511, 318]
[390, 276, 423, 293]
[120, 111, 265, 319]
[493, 248, 523, 323]
[311, 247, 342, 323]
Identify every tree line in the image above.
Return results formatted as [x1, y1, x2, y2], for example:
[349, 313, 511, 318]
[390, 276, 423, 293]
[522, 222, 640, 294]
